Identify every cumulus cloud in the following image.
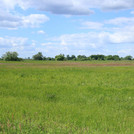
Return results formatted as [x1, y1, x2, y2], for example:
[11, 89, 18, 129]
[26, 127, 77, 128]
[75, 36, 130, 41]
[0, 10, 49, 29]
[1, 29, 134, 57]
[39, 27, 134, 56]
[131, 11, 134, 14]
[104, 17, 134, 39]
[37, 30, 46, 34]
[101, 0, 134, 10]
[19, 0, 134, 15]
[47, 32, 131, 47]
[106, 17, 134, 26]
[18, 0, 94, 15]
[117, 49, 133, 55]
[81, 16, 134, 31]
[1, 0, 134, 16]
[0, 0, 19, 10]
[0, 36, 38, 57]
[22, 14, 49, 28]
[81, 21, 103, 29]
[40, 32, 105, 56]
[0, 36, 28, 47]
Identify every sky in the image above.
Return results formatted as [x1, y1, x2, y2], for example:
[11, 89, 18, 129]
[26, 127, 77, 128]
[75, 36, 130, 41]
[1, 0, 134, 58]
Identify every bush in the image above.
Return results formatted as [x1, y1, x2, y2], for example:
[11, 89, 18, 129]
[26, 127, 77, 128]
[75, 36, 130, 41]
[33, 52, 43, 60]
[2, 51, 21, 61]
[55, 54, 65, 61]
[124, 55, 133, 60]
[77, 55, 87, 61]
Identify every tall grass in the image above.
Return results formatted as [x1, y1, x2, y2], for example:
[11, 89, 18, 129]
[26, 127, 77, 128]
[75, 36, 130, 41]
[0, 61, 134, 133]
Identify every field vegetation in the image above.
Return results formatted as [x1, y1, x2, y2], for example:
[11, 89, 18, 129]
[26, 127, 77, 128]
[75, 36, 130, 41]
[0, 61, 134, 133]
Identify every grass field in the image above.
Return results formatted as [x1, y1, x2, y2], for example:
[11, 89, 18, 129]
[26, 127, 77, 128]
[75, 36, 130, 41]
[0, 61, 134, 134]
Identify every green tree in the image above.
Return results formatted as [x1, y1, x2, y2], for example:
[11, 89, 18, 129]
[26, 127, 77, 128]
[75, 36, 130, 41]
[105, 55, 114, 60]
[33, 52, 43, 60]
[77, 55, 87, 61]
[71, 55, 76, 60]
[66, 55, 70, 60]
[46, 57, 55, 61]
[90, 55, 105, 60]
[113, 55, 120, 61]
[66, 55, 76, 60]
[2, 51, 21, 61]
[55, 54, 65, 61]
[124, 55, 133, 60]
[90, 55, 98, 60]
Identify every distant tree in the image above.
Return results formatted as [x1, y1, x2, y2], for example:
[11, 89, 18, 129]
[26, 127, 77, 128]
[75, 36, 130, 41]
[33, 52, 43, 60]
[2, 51, 22, 61]
[55, 54, 65, 61]
[43, 56, 47, 60]
[97, 55, 105, 60]
[46, 57, 55, 61]
[90, 55, 105, 60]
[113, 55, 120, 61]
[90, 55, 98, 60]
[66, 55, 70, 60]
[87, 56, 91, 60]
[77, 55, 87, 61]
[51, 58, 55, 61]
[120, 57, 124, 60]
[71, 55, 76, 60]
[124, 55, 133, 60]
[66, 55, 76, 60]
[105, 55, 114, 60]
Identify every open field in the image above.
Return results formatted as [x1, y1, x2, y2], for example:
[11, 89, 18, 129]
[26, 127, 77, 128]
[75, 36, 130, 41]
[0, 61, 134, 134]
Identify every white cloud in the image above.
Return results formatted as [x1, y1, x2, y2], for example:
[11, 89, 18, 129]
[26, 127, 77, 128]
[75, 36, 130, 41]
[1, 0, 134, 16]
[22, 14, 49, 28]
[41, 32, 104, 55]
[131, 11, 134, 14]
[106, 17, 134, 26]
[0, 0, 19, 10]
[108, 32, 134, 43]
[39, 28, 134, 56]
[41, 42, 54, 46]
[104, 17, 134, 44]
[37, 30, 46, 34]
[81, 21, 103, 29]
[0, 10, 49, 29]
[1, 29, 134, 57]
[0, 36, 28, 47]
[48, 31, 134, 47]
[18, 0, 94, 15]
[101, 0, 134, 10]
[0, 36, 38, 57]
[117, 49, 133, 55]
[20, 0, 134, 15]
[81, 17, 134, 31]
[0, 10, 20, 29]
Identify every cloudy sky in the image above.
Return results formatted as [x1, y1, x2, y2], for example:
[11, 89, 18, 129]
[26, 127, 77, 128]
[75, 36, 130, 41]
[1, 0, 134, 58]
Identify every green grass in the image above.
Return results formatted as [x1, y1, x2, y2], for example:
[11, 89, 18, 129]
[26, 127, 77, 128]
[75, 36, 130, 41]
[0, 61, 134, 134]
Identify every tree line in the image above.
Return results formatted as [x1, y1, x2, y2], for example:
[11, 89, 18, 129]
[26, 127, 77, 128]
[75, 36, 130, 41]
[0, 51, 134, 61]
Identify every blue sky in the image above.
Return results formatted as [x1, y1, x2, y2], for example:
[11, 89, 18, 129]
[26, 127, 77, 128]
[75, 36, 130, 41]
[1, 0, 134, 58]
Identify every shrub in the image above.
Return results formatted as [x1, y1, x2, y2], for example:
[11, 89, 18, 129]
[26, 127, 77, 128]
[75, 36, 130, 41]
[55, 54, 65, 61]
[2, 51, 21, 61]
[33, 52, 43, 60]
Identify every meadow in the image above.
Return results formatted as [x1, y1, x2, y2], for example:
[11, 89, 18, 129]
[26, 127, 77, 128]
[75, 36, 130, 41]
[0, 61, 134, 134]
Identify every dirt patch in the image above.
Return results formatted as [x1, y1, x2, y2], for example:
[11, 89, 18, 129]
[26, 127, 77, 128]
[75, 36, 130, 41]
[55, 62, 134, 67]
[0, 62, 134, 67]
[60, 62, 134, 66]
